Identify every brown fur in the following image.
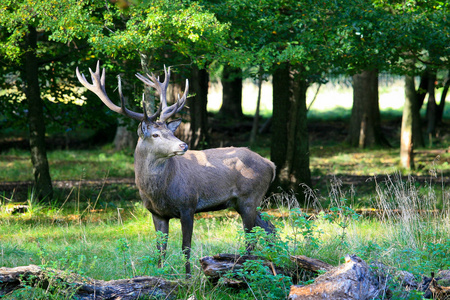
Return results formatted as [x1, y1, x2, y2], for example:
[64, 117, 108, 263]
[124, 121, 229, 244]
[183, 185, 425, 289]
[76, 63, 275, 275]
[134, 121, 276, 274]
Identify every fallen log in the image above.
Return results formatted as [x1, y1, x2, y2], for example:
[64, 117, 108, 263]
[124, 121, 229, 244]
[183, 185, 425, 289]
[0, 264, 180, 299]
[199, 253, 289, 288]
[290, 255, 333, 273]
[288, 255, 387, 300]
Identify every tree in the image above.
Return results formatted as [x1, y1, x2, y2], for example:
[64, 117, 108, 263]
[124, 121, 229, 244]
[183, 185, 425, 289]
[83, 0, 228, 149]
[349, 70, 388, 148]
[22, 26, 53, 199]
[188, 65, 210, 149]
[0, 0, 104, 200]
[325, 1, 400, 148]
[375, 1, 450, 167]
[219, 65, 244, 119]
[401, 75, 418, 169]
[271, 65, 312, 195]
[205, 0, 340, 201]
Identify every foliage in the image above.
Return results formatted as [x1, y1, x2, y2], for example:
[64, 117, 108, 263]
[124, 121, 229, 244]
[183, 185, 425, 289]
[323, 198, 360, 245]
[227, 259, 292, 300]
[286, 207, 322, 252]
[1, 173, 450, 298]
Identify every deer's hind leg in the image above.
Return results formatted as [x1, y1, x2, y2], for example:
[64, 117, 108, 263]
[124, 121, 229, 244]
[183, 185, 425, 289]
[235, 196, 260, 252]
[236, 193, 275, 252]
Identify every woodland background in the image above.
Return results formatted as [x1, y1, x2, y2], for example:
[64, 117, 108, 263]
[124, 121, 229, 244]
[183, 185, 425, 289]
[0, 0, 449, 203]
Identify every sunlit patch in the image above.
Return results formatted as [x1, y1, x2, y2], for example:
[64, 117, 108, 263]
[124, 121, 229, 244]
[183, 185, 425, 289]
[184, 152, 213, 167]
[223, 157, 256, 179]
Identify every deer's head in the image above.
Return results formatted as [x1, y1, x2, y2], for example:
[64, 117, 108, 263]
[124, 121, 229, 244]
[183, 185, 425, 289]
[76, 61, 189, 157]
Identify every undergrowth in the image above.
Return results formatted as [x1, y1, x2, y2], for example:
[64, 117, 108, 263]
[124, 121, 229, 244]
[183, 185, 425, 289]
[0, 172, 449, 299]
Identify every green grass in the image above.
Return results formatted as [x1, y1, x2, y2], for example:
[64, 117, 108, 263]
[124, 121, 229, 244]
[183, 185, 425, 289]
[0, 147, 134, 182]
[2, 141, 449, 184]
[310, 145, 450, 177]
[0, 175, 449, 299]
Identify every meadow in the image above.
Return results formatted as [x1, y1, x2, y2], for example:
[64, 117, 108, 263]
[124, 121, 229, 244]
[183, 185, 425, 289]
[1, 78, 450, 299]
[0, 172, 449, 299]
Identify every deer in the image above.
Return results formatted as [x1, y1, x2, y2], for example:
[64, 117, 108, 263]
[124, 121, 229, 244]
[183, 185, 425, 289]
[76, 61, 276, 275]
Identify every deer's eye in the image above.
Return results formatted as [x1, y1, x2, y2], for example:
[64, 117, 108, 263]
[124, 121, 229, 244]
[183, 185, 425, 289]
[152, 133, 159, 138]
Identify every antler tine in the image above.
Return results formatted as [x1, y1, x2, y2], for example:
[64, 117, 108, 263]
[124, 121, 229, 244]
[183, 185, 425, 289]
[136, 65, 188, 122]
[136, 65, 170, 107]
[141, 93, 161, 122]
[159, 77, 189, 122]
[76, 61, 144, 121]
[175, 79, 189, 114]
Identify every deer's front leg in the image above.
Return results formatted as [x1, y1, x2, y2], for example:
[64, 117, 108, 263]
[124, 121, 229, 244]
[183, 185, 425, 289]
[180, 210, 195, 276]
[152, 214, 169, 268]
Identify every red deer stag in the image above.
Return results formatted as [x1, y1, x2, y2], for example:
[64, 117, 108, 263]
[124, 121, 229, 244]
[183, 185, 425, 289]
[76, 61, 275, 275]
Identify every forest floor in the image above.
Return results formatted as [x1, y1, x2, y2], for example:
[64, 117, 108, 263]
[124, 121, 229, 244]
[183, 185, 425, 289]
[1, 116, 449, 206]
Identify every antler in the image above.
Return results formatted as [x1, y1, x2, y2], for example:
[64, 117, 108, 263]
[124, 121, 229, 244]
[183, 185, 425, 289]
[76, 61, 160, 122]
[136, 66, 189, 122]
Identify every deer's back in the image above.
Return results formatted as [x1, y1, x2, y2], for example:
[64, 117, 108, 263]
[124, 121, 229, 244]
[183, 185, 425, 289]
[138, 147, 275, 217]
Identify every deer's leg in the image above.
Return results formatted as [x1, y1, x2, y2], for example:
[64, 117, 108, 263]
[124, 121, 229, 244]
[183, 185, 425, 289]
[236, 201, 258, 253]
[152, 214, 169, 268]
[180, 210, 195, 276]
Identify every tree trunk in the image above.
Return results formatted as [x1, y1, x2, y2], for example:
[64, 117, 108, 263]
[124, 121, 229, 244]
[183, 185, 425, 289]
[23, 26, 53, 200]
[113, 70, 138, 152]
[113, 125, 137, 151]
[426, 71, 437, 145]
[249, 69, 263, 145]
[416, 70, 430, 110]
[139, 52, 157, 114]
[271, 64, 290, 192]
[271, 64, 311, 203]
[436, 70, 449, 124]
[219, 65, 243, 119]
[188, 66, 210, 149]
[349, 70, 388, 148]
[400, 75, 416, 169]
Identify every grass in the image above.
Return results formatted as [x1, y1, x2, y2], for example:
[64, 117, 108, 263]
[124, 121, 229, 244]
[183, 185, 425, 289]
[0, 174, 449, 299]
[310, 145, 450, 177]
[2, 141, 449, 183]
[1, 76, 450, 297]
[0, 147, 134, 182]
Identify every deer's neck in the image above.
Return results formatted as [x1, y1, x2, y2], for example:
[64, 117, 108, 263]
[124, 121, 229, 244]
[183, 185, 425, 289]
[134, 140, 176, 192]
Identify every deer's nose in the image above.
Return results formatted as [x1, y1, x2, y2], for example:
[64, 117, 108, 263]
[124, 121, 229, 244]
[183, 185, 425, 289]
[179, 143, 188, 152]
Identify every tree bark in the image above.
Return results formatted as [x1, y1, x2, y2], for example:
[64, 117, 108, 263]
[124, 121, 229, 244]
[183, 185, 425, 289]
[271, 64, 311, 203]
[113, 71, 138, 152]
[426, 71, 437, 144]
[271, 64, 290, 187]
[139, 52, 156, 114]
[188, 65, 210, 149]
[249, 69, 263, 145]
[290, 255, 333, 273]
[349, 70, 388, 148]
[400, 75, 416, 169]
[219, 65, 243, 119]
[436, 70, 449, 125]
[23, 26, 53, 200]
[0, 265, 179, 299]
[288, 255, 386, 300]
[113, 125, 137, 151]
[416, 70, 430, 110]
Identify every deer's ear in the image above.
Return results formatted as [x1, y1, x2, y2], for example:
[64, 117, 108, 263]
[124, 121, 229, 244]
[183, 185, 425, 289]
[167, 119, 182, 133]
[138, 121, 150, 138]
